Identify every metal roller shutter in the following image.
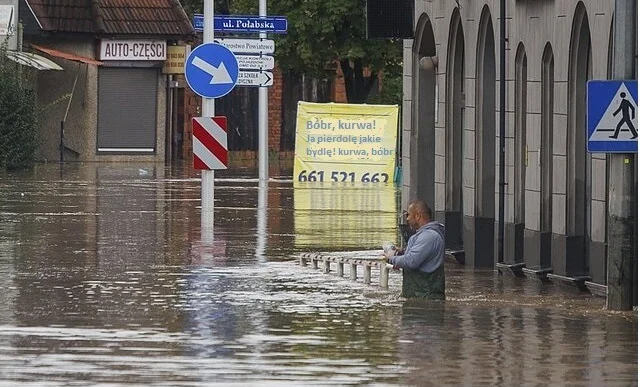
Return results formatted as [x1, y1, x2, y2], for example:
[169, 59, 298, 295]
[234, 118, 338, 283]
[97, 68, 158, 153]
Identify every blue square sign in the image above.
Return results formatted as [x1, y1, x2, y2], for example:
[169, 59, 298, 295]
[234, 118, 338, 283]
[587, 80, 638, 153]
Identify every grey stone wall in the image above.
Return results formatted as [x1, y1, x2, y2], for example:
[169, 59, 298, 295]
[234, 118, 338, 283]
[403, 0, 614, 278]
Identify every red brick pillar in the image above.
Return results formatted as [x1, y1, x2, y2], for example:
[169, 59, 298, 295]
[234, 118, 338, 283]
[182, 87, 201, 163]
[268, 65, 283, 152]
[331, 63, 348, 103]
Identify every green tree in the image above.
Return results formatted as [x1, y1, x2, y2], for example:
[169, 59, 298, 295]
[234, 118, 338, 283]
[270, 0, 402, 104]
[0, 45, 39, 169]
[182, 0, 402, 104]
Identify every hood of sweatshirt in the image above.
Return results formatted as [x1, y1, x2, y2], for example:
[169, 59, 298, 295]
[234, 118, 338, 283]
[423, 220, 445, 240]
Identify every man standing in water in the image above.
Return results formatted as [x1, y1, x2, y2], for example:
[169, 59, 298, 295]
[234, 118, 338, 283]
[384, 200, 445, 300]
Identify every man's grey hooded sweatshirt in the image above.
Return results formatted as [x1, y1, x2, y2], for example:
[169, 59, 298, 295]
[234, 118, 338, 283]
[390, 221, 445, 273]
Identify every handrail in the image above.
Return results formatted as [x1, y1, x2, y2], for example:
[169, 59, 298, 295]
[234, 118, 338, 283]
[298, 252, 393, 289]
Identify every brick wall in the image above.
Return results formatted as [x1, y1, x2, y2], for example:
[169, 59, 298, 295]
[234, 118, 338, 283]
[331, 64, 348, 103]
[182, 77, 201, 164]
[268, 66, 283, 151]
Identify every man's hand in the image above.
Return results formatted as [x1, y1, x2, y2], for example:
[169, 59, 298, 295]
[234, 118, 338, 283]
[383, 249, 395, 260]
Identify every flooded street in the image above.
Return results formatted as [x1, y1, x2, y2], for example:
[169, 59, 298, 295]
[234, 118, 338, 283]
[0, 163, 636, 386]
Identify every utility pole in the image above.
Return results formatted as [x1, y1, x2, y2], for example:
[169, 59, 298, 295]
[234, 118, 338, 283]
[607, 0, 637, 310]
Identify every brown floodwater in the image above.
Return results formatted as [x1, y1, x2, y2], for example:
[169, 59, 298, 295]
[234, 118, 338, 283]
[0, 163, 636, 386]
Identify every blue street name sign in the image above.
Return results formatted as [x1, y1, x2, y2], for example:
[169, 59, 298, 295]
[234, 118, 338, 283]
[185, 43, 239, 99]
[193, 14, 288, 34]
[587, 80, 638, 153]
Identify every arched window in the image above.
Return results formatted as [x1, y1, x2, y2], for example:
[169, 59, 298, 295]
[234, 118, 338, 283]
[567, 2, 592, 272]
[514, 43, 527, 226]
[445, 8, 465, 249]
[474, 6, 496, 219]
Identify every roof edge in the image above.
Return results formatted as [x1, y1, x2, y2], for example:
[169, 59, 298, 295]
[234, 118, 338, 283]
[170, 0, 196, 36]
[90, 0, 107, 33]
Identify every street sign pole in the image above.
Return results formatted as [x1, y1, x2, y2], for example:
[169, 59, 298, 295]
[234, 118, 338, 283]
[607, 0, 637, 310]
[202, 0, 215, 241]
[259, 0, 269, 184]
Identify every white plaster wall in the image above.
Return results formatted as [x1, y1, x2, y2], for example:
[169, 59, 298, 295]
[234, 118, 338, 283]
[34, 38, 98, 162]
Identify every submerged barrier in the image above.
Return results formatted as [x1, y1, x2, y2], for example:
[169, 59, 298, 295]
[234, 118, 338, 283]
[298, 251, 394, 289]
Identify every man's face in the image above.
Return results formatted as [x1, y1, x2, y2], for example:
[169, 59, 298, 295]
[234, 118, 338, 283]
[406, 205, 420, 231]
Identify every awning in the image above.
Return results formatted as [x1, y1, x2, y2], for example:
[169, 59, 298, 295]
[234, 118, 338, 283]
[31, 44, 103, 66]
[5, 50, 63, 70]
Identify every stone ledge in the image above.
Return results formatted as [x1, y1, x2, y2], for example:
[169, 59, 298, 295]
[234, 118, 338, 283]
[547, 273, 591, 292]
[584, 281, 608, 298]
[522, 267, 553, 283]
[496, 262, 526, 277]
[446, 249, 465, 265]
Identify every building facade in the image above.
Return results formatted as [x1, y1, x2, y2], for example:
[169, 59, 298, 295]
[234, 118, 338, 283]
[402, 0, 634, 286]
[18, 0, 193, 163]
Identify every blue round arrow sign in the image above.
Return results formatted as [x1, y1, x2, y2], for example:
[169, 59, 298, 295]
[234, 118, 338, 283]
[185, 43, 239, 98]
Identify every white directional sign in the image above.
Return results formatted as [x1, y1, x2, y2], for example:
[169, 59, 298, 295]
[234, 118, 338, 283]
[214, 38, 275, 54]
[236, 55, 274, 70]
[237, 71, 273, 87]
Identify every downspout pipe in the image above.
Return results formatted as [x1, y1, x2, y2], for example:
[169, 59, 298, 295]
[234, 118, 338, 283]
[498, 0, 506, 263]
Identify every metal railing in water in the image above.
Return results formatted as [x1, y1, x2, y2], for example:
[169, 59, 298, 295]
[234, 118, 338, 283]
[298, 251, 394, 289]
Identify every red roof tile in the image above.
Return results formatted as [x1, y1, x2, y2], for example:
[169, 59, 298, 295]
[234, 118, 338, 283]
[25, 0, 194, 36]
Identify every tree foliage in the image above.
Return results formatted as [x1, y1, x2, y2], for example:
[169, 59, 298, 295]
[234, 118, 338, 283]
[181, 0, 403, 104]
[0, 45, 39, 169]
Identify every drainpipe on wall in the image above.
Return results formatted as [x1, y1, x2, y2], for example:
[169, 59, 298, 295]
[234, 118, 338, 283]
[497, 0, 506, 263]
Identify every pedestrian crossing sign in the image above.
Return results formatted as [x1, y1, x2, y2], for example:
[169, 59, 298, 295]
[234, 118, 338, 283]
[587, 80, 638, 153]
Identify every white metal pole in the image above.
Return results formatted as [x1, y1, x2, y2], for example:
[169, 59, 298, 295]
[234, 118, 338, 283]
[258, 0, 269, 182]
[201, 0, 215, 241]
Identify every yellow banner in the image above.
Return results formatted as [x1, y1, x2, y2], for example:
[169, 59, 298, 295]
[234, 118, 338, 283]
[293, 102, 399, 184]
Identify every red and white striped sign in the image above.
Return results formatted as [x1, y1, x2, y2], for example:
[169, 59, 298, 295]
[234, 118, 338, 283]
[192, 116, 228, 170]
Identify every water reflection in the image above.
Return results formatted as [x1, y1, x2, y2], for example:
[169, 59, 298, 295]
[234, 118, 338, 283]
[293, 182, 398, 250]
[0, 163, 636, 385]
[255, 180, 268, 262]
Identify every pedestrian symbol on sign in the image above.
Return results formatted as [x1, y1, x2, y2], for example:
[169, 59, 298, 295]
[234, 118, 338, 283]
[610, 92, 637, 139]
[587, 81, 638, 152]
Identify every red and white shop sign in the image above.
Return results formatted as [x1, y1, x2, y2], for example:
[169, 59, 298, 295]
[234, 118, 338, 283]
[192, 116, 228, 170]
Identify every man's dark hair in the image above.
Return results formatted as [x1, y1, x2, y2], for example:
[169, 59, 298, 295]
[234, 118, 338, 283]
[410, 199, 433, 219]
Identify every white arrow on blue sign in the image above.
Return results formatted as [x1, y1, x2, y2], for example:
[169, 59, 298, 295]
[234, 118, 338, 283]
[587, 80, 638, 153]
[185, 42, 239, 99]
